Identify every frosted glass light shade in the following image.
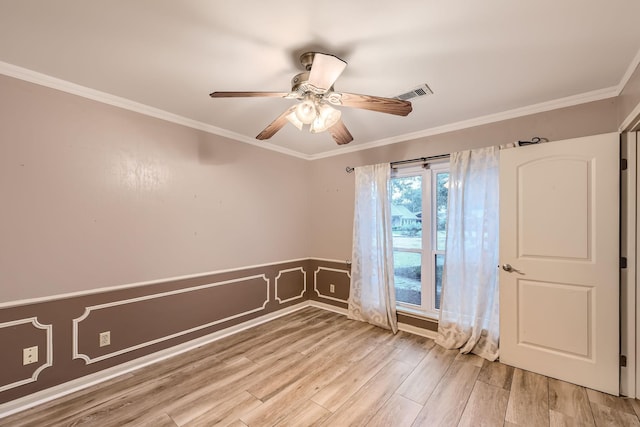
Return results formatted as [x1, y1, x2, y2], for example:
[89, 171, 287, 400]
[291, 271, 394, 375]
[295, 99, 317, 124]
[311, 104, 341, 133]
[286, 112, 304, 130]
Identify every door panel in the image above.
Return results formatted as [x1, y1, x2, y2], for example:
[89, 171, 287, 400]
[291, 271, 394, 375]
[519, 158, 590, 260]
[518, 280, 591, 357]
[499, 132, 619, 395]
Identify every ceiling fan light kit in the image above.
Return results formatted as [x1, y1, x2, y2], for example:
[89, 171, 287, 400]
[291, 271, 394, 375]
[210, 52, 413, 145]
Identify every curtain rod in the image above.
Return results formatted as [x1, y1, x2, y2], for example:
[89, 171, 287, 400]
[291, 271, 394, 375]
[345, 153, 449, 174]
[345, 136, 546, 174]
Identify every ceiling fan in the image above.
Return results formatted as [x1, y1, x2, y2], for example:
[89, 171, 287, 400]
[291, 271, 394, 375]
[209, 52, 413, 145]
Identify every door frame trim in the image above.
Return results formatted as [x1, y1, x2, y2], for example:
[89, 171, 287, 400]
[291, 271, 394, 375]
[621, 132, 636, 397]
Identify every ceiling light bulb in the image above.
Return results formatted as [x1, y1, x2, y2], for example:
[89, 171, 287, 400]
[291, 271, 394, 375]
[295, 99, 317, 124]
[311, 104, 341, 133]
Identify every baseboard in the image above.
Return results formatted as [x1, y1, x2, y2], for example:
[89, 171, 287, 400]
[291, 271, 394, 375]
[0, 301, 309, 419]
[308, 300, 438, 339]
[308, 300, 348, 315]
[398, 322, 438, 339]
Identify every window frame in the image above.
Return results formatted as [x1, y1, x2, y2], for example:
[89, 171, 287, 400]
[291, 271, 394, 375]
[391, 161, 449, 319]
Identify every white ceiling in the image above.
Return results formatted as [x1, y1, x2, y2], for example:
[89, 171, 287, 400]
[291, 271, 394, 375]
[1, 1, 639, 159]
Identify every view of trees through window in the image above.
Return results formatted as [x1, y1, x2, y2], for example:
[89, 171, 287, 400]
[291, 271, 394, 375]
[391, 167, 449, 314]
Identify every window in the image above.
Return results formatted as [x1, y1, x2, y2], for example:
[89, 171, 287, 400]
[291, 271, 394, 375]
[390, 163, 449, 318]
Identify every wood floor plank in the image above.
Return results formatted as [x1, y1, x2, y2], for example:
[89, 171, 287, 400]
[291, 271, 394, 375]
[458, 380, 510, 427]
[299, 321, 375, 356]
[411, 360, 482, 426]
[505, 368, 549, 426]
[180, 390, 262, 427]
[132, 413, 178, 427]
[240, 353, 354, 427]
[278, 321, 345, 355]
[167, 351, 305, 424]
[310, 343, 400, 411]
[548, 379, 595, 426]
[242, 323, 329, 363]
[64, 356, 260, 427]
[585, 388, 637, 415]
[631, 398, 640, 420]
[365, 393, 422, 427]
[477, 359, 514, 390]
[391, 333, 435, 367]
[321, 359, 415, 427]
[589, 402, 640, 426]
[245, 327, 380, 402]
[271, 399, 331, 427]
[396, 343, 458, 404]
[454, 351, 485, 367]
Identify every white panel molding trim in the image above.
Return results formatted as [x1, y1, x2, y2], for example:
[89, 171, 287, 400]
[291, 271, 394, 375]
[0, 318, 53, 393]
[313, 267, 350, 303]
[274, 267, 307, 304]
[72, 274, 270, 364]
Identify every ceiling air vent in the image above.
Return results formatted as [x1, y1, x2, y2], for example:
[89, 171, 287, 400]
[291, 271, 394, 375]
[394, 83, 433, 101]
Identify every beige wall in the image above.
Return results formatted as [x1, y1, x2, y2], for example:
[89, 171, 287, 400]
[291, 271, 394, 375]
[0, 75, 310, 303]
[1, 69, 632, 303]
[308, 98, 619, 260]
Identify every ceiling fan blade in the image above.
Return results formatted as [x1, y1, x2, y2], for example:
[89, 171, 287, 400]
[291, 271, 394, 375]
[308, 53, 347, 91]
[256, 106, 297, 140]
[328, 119, 353, 145]
[333, 92, 412, 116]
[209, 91, 289, 98]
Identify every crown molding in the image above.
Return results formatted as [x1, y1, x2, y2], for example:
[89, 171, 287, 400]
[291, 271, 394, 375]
[0, 61, 312, 160]
[0, 58, 631, 162]
[308, 86, 619, 160]
[617, 46, 640, 95]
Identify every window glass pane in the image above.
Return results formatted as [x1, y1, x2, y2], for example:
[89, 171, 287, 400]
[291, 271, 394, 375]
[434, 253, 444, 310]
[391, 176, 422, 250]
[394, 251, 421, 305]
[436, 172, 449, 251]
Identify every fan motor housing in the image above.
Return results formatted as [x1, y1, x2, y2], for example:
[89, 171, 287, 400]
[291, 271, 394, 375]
[291, 72, 310, 92]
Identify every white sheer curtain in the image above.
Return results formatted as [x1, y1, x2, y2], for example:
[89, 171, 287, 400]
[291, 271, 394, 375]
[348, 163, 398, 333]
[436, 146, 500, 360]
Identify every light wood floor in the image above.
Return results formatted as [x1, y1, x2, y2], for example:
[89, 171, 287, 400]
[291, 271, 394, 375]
[3, 307, 640, 427]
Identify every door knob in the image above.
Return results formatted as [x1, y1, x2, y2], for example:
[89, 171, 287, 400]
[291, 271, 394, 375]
[502, 264, 524, 274]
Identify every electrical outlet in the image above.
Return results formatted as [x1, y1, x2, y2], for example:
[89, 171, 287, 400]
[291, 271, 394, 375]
[329, 284, 335, 293]
[23, 346, 38, 365]
[99, 331, 111, 347]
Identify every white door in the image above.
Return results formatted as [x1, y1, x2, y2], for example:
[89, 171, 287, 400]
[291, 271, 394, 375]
[499, 132, 619, 395]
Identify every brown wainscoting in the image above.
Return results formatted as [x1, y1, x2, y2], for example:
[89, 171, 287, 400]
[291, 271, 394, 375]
[0, 259, 311, 404]
[309, 259, 351, 309]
